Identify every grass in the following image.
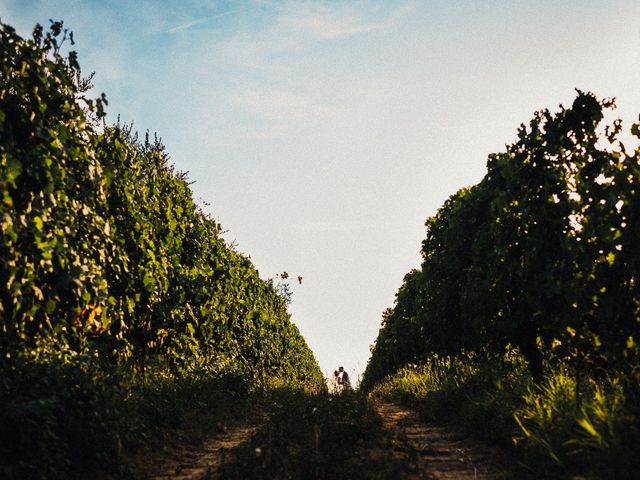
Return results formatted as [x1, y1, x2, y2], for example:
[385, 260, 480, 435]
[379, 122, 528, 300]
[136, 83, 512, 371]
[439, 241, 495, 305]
[368, 352, 529, 447]
[5, 348, 638, 479]
[0, 354, 256, 479]
[514, 371, 640, 479]
[221, 387, 406, 480]
[367, 352, 640, 479]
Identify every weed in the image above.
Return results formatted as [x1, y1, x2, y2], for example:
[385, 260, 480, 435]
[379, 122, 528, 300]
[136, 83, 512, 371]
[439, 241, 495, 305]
[223, 388, 402, 480]
[368, 352, 640, 479]
[0, 356, 254, 479]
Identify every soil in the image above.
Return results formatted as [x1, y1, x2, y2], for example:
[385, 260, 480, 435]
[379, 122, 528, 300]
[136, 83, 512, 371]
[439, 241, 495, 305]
[373, 401, 506, 479]
[122, 400, 506, 479]
[123, 414, 268, 480]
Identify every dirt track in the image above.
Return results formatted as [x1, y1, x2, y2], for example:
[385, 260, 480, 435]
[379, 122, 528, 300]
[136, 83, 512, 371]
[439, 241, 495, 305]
[374, 401, 505, 479]
[129, 400, 505, 479]
[126, 415, 267, 480]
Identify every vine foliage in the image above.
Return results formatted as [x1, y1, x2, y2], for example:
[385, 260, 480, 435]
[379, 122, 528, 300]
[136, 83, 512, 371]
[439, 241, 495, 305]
[363, 91, 640, 389]
[0, 20, 322, 387]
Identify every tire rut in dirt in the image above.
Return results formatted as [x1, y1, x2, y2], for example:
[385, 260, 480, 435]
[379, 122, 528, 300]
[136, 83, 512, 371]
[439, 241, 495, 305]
[375, 402, 506, 480]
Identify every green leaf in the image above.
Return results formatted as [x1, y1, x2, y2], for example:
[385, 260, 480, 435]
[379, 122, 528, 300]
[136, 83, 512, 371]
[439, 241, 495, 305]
[44, 298, 57, 314]
[577, 417, 600, 439]
[6, 158, 22, 181]
[186, 323, 196, 336]
[606, 252, 615, 265]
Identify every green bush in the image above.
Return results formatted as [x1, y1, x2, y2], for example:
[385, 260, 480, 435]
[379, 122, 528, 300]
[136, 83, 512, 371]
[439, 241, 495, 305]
[370, 353, 640, 479]
[0, 352, 259, 479]
[362, 88, 640, 478]
[369, 351, 530, 445]
[0, 18, 322, 384]
[364, 91, 640, 389]
[0, 19, 323, 478]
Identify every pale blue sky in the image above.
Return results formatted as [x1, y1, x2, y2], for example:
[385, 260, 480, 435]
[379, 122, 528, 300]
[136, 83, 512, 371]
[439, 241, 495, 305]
[4, 0, 640, 378]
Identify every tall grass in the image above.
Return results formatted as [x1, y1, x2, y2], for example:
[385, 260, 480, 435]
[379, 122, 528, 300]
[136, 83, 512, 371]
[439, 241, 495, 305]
[515, 371, 640, 479]
[368, 352, 640, 479]
[222, 387, 408, 480]
[369, 351, 530, 445]
[0, 354, 255, 479]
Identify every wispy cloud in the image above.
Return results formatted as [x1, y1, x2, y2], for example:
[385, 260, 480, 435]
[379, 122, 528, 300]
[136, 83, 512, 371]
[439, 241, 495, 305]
[289, 220, 395, 234]
[230, 86, 334, 123]
[166, 10, 236, 33]
[278, 2, 414, 40]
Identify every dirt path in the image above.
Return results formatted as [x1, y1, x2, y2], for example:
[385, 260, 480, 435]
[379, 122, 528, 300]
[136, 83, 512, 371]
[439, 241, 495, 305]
[374, 401, 506, 479]
[126, 415, 267, 480]
[119, 399, 506, 479]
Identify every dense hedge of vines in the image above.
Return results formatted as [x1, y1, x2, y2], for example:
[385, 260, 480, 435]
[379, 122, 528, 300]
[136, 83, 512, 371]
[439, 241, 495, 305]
[363, 91, 640, 389]
[0, 20, 322, 386]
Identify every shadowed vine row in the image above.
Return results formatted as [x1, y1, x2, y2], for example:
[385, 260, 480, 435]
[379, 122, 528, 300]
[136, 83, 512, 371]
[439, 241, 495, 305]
[363, 91, 640, 477]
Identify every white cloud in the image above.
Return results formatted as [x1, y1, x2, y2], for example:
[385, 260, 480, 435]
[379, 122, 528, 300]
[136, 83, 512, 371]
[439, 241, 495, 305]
[289, 219, 402, 234]
[166, 10, 237, 34]
[278, 2, 413, 40]
[230, 86, 335, 123]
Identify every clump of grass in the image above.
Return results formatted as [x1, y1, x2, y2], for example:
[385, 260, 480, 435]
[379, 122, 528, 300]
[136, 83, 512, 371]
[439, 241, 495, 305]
[223, 387, 401, 480]
[369, 351, 530, 445]
[515, 371, 640, 479]
[0, 355, 255, 480]
[369, 351, 640, 479]
[513, 370, 579, 476]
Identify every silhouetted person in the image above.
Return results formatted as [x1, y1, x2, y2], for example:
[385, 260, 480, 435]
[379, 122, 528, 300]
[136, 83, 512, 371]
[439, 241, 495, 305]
[338, 366, 351, 390]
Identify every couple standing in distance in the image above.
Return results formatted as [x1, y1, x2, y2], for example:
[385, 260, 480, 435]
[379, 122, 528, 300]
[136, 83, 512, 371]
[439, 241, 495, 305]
[332, 366, 351, 393]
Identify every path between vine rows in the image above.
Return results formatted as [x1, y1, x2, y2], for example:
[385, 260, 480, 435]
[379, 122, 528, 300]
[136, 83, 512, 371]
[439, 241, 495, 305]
[132, 400, 505, 479]
[373, 401, 505, 479]
[124, 414, 269, 480]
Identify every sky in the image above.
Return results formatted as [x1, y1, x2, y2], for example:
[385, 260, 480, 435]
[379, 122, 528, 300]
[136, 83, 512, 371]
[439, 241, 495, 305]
[3, 0, 639, 379]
